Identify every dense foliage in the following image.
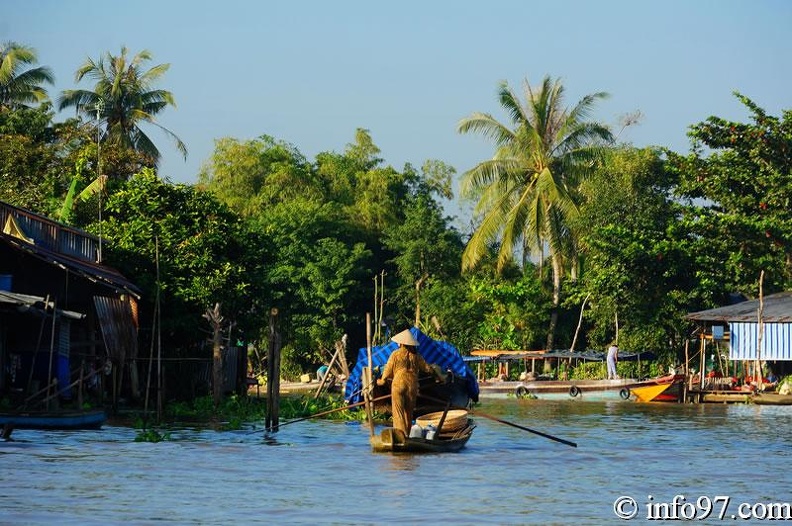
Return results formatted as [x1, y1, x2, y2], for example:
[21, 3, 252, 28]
[3, 42, 791, 391]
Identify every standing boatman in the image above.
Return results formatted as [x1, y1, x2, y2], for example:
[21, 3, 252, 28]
[607, 343, 619, 379]
[376, 329, 443, 436]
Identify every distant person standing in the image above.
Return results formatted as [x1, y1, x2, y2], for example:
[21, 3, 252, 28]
[607, 344, 619, 379]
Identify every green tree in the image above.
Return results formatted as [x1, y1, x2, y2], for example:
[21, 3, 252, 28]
[256, 198, 372, 362]
[458, 75, 612, 350]
[57, 46, 186, 170]
[0, 41, 54, 110]
[466, 270, 550, 351]
[668, 93, 792, 298]
[381, 160, 462, 328]
[99, 169, 267, 356]
[574, 146, 693, 355]
[198, 135, 319, 216]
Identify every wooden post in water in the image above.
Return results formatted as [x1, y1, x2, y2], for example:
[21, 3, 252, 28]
[265, 308, 281, 432]
[756, 271, 765, 391]
[683, 339, 690, 403]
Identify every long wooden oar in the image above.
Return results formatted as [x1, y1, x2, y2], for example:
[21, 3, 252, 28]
[422, 395, 577, 448]
[473, 409, 577, 448]
[272, 393, 391, 430]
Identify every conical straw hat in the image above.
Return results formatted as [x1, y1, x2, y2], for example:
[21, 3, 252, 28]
[391, 329, 418, 347]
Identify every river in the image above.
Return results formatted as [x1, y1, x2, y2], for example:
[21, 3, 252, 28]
[2, 399, 790, 525]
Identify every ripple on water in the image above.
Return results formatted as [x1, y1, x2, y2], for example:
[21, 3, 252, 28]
[1, 402, 790, 524]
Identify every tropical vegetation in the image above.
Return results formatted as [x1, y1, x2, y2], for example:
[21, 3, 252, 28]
[457, 75, 613, 351]
[3, 42, 791, 400]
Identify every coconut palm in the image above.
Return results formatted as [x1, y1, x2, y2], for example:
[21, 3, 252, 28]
[0, 41, 54, 110]
[458, 75, 612, 350]
[57, 46, 187, 166]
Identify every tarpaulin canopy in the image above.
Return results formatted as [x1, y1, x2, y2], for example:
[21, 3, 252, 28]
[344, 327, 479, 405]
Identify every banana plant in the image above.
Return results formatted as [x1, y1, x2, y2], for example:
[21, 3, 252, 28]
[59, 154, 107, 224]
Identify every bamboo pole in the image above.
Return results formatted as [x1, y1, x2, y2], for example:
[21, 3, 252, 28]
[683, 339, 690, 402]
[366, 313, 375, 436]
[265, 308, 281, 432]
[699, 334, 706, 392]
[570, 294, 589, 352]
[314, 347, 340, 398]
[756, 271, 765, 390]
[377, 271, 385, 344]
[46, 298, 57, 410]
[155, 237, 162, 421]
[25, 294, 50, 396]
[144, 291, 158, 420]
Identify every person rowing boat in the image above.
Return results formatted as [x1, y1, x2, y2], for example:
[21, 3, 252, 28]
[376, 329, 444, 436]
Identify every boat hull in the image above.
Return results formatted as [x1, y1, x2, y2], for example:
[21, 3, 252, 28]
[370, 423, 474, 453]
[479, 374, 685, 402]
[479, 379, 635, 401]
[0, 409, 106, 430]
[752, 393, 792, 405]
[631, 383, 672, 402]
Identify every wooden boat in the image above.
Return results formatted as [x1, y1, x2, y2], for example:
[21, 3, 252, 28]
[0, 409, 106, 430]
[370, 422, 475, 453]
[752, 392, 792, 406]
[345, 327, 480, 414]
[630, 374, 685, 402]
[482, 373, 686, 402]
[631, 382, 673, 402]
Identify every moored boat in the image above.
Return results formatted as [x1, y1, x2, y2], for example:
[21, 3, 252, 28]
[631, 374, 685, 402]
[752, 392, 792, 406]
[480, 374, 685, 402]
[0, 409, 106, 430]
[631, 382, 673, 402]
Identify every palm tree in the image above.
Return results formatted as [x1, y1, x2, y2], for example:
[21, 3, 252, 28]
[57, 46, 187, 166]
[458, 75, 612, 350]
[0, 41, 54, 110]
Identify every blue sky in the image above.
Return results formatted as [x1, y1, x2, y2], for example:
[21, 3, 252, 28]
[6, 0, 791, 222]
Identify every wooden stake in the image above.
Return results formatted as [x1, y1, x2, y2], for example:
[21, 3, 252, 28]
[756, 271, 765, 390]
[366, 312, 375, 436]
[265, 308, 281, 432]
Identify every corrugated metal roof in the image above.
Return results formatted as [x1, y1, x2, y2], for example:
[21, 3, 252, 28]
[0, 290, 85, 320]
[0, 233, 141, 298]
[686, 292, 792, 323]
[93, 296, 138, 363]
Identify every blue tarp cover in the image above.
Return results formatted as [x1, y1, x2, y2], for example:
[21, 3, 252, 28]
[344, 327, 479, 405]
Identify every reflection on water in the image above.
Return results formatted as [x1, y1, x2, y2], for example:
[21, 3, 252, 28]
[2, 400, 791, 524]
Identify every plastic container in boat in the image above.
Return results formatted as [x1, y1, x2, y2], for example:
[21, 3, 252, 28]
[424, 424, 436, 440]
[409, 422, 423, 438]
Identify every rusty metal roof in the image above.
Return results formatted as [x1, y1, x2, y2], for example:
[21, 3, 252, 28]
[686, 291, 792, 323]
[0, 233, 141, 298]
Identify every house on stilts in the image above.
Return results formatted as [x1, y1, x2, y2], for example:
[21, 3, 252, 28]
[685, 292, 792, 402]
[0, 200, 141, 411]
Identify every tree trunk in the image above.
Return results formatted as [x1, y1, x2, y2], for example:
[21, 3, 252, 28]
[545, 253, 563, 351]
[212, 317, 223, 407]
[414, 272, 428, 327]
[203, 303, 224, 408]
